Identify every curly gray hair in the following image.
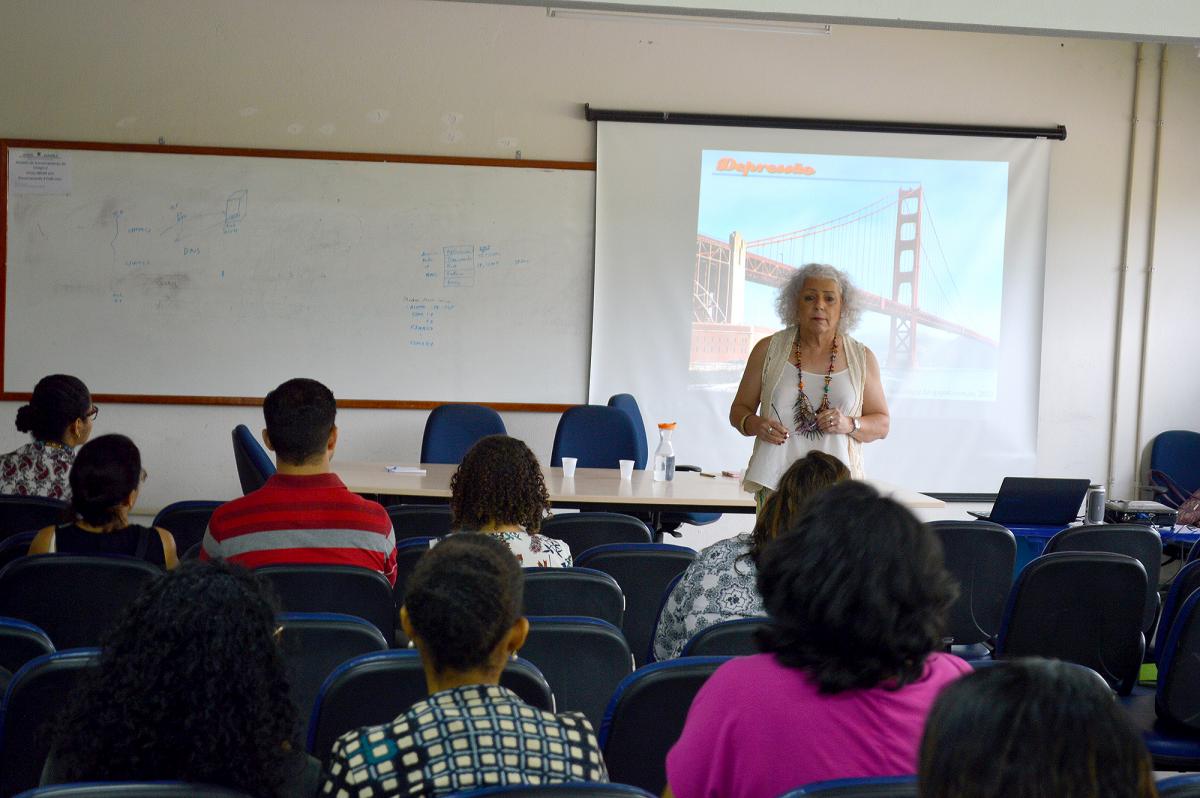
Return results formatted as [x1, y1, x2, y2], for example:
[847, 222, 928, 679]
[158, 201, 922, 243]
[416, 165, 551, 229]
[775, 263, 862, 332]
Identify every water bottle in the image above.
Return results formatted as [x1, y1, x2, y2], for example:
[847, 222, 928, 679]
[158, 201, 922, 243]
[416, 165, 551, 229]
[653, 422, 677, 482]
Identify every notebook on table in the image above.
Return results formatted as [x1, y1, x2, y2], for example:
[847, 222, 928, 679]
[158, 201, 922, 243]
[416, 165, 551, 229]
[968, 477, 1092, 526]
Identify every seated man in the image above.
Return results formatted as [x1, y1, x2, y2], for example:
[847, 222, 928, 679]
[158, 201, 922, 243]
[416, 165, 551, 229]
[202, 378, 397, 585]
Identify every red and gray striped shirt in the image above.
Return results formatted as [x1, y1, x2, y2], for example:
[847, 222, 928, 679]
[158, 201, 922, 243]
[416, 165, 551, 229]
[200, 472, 397, 585]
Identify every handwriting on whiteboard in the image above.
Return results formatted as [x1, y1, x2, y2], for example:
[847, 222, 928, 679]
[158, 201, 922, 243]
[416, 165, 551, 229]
[405, 297, 457, 349]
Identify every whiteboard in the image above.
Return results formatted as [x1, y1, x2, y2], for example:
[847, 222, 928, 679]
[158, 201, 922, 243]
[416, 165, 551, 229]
[3, 143, 595, 405]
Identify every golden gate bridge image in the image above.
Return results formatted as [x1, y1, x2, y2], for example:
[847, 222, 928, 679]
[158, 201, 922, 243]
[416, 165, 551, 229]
[691, 185, 999, 379]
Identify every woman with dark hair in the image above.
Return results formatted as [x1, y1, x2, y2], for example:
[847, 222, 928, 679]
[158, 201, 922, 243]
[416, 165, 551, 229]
[323, 534, 607, 797]
[653, 450, 849, 660]
[0, 374, 94, 500]
[666, 481, 969, 798]
[28, 434, 178, 569]
[919, 659, 1157, 798]
[43, 559, 319, 796]
[449, 434, 570, 567]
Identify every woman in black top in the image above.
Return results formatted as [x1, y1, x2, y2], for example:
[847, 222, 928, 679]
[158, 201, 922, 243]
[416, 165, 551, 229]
[29, 434, 178, 569]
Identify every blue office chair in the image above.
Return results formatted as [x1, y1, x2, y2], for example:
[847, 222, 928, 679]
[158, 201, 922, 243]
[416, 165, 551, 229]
[680, 617, 767, 657]
[1149, 430, 1200, 509]
[18, 783, 255, 797]
[0, 617, 55, 692]
[255, 565, 397, 646]
[1157, 561, 1200, 660]
[451, 784, 655, 798]
[523, 567, 625, 627]
[231, 424, 275, 495]
[0, 495, 68, 544]
[151, 500, 223, 559]
[1160, 774, 1200, 797]
[420, 404, 507, 464]
[539, 512, 652, 558]
[306, 649, 553, 759]
[607, 394, 721, 531]
[519, 616, 634, 728]
[0, 649, 101, 796]
[392, 536, 434, 612]
[0, 530, 37, 571]
[599, 656, 730, 793]
[277, 612, 389, 725]
[550, 405, 638, 469]
[385, 504, 454, 541]
[780, 776, 918, 796]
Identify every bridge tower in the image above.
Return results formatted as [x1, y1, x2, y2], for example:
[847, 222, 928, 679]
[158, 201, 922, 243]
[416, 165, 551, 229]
[887, 186, 923, 369]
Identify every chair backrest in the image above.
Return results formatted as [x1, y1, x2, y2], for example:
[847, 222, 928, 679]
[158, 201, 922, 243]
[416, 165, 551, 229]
[680, 617, 768, 657]
[420, 404, 507, 465]
[17, 783, 255, 797]
[995, 551, 1146, 694]
[1150, 430, 1200, 506]
[0, 555, 163, 649]
[520, 616, 634, 728]
[550, 406, 638, 469]
[575, 544, 698, 665]
[607, 394, 649, 470]
[1159, 774, 1200, 798]
[385, 505, 454, 542]
[599, 656, 729, 793]
[539, 513, 652, 558]
[277, 612, 389, 726]
[0, 531, 37, 573]
[523, 568, 625, 628]
[307, 649, 553, 759]
[928, 520, 1017, 645]
[451, 783, 656, 798]
[0, 649, 101, 796]
[1156, 590, 1200, 731]
[1044, 523, 1162, 633]
[780, 776, 919, 797]
[231, 425, 275, 496]
[0, 495, 68, 544]
[0, 617, 54, 679]
[1159, 561, 1200, 653]
[150, 501, 223, 558]
[255, 565, 396, 646]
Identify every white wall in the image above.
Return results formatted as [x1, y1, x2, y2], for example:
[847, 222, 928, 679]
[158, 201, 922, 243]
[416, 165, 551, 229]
[1, 0, 1196, 527]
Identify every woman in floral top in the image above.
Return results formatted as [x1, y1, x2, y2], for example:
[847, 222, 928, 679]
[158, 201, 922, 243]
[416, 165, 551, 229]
[0, 374, 95, 501]
[652, 450, 849, 660]
[448, 435, 571, 567]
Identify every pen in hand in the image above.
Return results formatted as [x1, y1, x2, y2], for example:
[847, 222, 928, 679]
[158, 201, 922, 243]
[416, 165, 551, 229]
[770, 403, 790, 441]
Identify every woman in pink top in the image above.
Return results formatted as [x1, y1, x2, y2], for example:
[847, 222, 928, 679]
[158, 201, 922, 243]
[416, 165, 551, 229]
[666, 481, 970, 798]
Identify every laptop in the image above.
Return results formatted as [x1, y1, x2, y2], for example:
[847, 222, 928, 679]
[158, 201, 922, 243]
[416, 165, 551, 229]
[968, 477, 1092, 526]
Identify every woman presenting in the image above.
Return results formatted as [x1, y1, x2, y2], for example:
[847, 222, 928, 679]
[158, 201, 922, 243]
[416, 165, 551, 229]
[730, 263, 889, 497]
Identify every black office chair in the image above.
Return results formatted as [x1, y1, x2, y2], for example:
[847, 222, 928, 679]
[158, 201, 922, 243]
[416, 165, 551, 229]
[539, 512, 652, 559]
[385, 505, 454, 542]
[575, 543, 697, 665]
[680, 617, 768, 657]
[519, 616, 634, 728]
[1043, 523, 1162, 636]
[523, 567, 625, 627]
[277, 612, 389, 724]
[255, 565, 397, 646]
[780, 776, 919, 797]
[151, 500, 223, 559]
[19, 784, 255, 797]
[391, 536, 433, 626]
[306, 650, 553, 760]
[0, 555, 163, 649]
[231, 424, 275, 495]
[0, 495, 68, 544]
[599, 656, 730, 793]
[420, 403, 507, 465]
[928, 520, 1016, 654]
[996, 551, 1146, 694]
[450, 784, 655, 798]
[0, 649, 101, 797]
[0, 616, 54, 693]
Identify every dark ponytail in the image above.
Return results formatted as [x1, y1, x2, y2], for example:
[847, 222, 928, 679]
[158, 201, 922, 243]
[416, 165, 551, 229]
[15, 374, 91, 443]
[69, 434, 141, 526]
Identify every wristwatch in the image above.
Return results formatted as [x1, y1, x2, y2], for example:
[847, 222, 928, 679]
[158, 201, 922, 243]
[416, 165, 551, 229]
[850, 417, 861, 434]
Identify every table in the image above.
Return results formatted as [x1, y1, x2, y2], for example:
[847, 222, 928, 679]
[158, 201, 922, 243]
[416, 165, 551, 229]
[333, 461, 945, 514]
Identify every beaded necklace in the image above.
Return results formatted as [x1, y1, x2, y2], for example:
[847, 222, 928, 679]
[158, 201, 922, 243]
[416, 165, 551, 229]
[792, 333, 839, 439]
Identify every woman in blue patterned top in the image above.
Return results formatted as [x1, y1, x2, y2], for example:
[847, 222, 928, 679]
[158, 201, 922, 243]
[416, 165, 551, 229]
[322, 534, 607, 797]
[652, 450, 849, 660]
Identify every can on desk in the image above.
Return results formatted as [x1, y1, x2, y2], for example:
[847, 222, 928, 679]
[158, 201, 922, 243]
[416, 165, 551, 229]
[1086, 484, 1106, 525]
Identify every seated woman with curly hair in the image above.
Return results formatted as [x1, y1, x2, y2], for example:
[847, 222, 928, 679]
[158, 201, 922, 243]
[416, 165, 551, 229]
[448, 434, 570, 567]
[43, 559, 318, 797]
[666, 481, 971, 798]
[323, 533, 607, 796]
[653, 450, 849, 660]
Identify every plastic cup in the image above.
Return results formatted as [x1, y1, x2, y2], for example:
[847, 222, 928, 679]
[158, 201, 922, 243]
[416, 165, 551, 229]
[619, 459, 634, 480]
[561, 457, 577, 479]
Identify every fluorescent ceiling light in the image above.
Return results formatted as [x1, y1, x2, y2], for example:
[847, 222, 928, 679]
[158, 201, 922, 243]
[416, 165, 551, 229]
[545, 7, 832, 36]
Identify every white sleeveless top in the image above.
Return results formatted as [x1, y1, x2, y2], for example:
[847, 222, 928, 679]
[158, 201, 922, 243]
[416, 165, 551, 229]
[743, 328, 868, 491]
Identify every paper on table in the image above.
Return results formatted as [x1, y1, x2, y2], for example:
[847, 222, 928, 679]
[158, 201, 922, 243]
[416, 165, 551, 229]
[385, 465, 427, 475]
